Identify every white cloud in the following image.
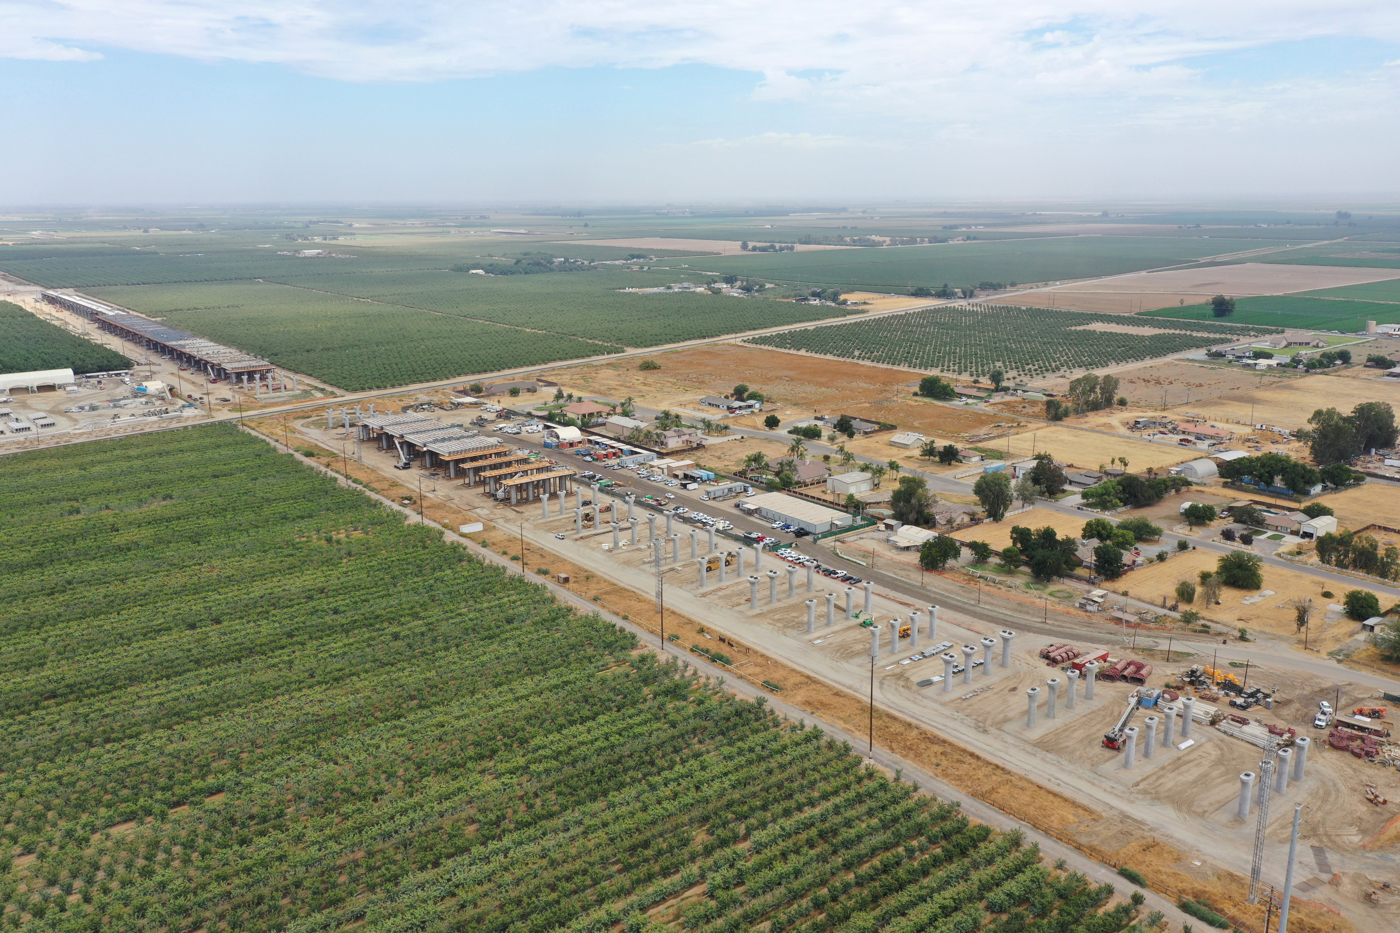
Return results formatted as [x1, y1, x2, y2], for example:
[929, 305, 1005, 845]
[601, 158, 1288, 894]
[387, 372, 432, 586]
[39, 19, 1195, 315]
[3, 0, 1399, 199]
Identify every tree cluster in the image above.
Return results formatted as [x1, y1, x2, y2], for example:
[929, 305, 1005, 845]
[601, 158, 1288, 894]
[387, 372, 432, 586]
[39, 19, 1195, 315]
[1210, 295, 1236, 317]
[1303, 402, 1397, 463]
[891, 476, 937, 526]
[1080, 473, 1190, 510]
[1063, 372, 1120, 415]
[1316, 531, 1400, 581]
[973, 471, 1013, 521]
[916, 375, 958, 400]
[1004, 525, 1081, 581]
[918, 535, 963, 571]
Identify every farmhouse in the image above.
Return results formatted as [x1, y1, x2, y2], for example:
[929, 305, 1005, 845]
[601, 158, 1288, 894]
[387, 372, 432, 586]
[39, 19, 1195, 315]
[746, 492, 852, 535]
[954, 384, 993, 400]
[774, 457, 830, 485]
[700, 395, 731, 409]
[655, 427, 703, 451]
[1264, 511, 1309, 534]
[1066, 470, 1104, 487]
[1180, 422, 1232, 442]
[562, 401, 610, 424]
[827, 471, 874, 496]
[819, 414, 881, 435]
[1286, 336, 1327, 348]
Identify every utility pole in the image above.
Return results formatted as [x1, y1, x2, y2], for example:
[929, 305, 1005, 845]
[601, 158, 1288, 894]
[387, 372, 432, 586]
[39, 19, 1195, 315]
[418, 477, 425, 524]
[868, 653, 876, 753]
[519, 520, 526, 571]
[1278, 806, 1302, 933]
[1166, 634, 1173, 663]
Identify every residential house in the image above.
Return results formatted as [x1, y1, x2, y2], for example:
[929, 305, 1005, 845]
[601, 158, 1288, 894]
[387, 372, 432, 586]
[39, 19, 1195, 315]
[958, 449, 984, 463]
[656, 427, 703, 451]
[562, 401, 611, 424]
[773, 457, 830, 485]
[1065, 470, 1104, 487]
[700, 395, 731, 409]
[889, 432, 926, 449]
[954, 384, 993, 400]
[1264, 510, 1309, 534]
[1285, 336, 1327, 348]
[1181, 422, 1233, 442]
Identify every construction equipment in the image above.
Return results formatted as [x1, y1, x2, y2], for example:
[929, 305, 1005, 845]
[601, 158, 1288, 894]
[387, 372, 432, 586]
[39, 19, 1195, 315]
[898, 623, 912, 638]
[1364, 784, 1388, 806]
[1103, 691, 1142, 749]
[1355, 707, 1388, 719]
[703, 553, 738, 572]
[1071, 650, 1110, 673]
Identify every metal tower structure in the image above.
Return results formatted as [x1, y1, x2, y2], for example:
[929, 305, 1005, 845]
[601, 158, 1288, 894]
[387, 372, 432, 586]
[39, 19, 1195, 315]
[1247, 736, 1278, 904]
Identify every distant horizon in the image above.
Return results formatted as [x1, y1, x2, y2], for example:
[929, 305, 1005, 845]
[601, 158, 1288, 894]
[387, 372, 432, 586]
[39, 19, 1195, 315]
[3, 200, 1400, 216]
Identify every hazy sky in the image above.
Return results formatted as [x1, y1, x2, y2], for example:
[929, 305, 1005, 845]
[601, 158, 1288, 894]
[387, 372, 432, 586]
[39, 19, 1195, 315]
[3, 1, 1399, 205]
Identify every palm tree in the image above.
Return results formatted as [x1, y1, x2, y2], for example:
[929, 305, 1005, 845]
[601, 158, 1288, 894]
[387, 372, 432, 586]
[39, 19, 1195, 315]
[869, 463, 887, 488]
[621, 396, 637, 417]
[743, 451, 769, 476]
[786, 436, 808, 460]
[839, 446, 857, 470]
[887, 459, 902, 477]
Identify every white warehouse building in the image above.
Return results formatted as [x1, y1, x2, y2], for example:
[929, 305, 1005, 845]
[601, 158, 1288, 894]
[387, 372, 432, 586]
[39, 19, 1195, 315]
[746, 492, 852, 534]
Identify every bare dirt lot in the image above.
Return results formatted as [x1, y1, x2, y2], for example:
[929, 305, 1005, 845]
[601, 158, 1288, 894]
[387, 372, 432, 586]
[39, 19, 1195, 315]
[997, 426, 1199, 472]
[840, 290, 934, 311]
[561, 237, 851, 255]
[954, 508, 1089, 550]
[554, 345, 1004, 438]
[1013, 263, 1400, 313]
[1322, 484, 1400, 533]
[1185, 372, 1400, 432]
[1115, 548, 1385, 651]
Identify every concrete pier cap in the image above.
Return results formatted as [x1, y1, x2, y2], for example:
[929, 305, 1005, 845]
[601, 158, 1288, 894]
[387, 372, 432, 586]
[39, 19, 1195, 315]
[998, 630, 1015, 668]
[941, 653, 957, 693]
[980, 637, 996, 675]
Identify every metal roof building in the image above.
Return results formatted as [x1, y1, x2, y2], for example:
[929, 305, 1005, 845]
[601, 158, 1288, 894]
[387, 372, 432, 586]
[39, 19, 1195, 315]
[746, 492, 852, 534]
[1178, 459, 1219, 481]
[0, 368, 75, 394]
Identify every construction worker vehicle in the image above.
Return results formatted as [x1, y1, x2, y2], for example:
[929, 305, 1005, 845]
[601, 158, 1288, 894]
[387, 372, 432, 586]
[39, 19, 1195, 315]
[1103, 691, 1142, 750]
[1354, 707, 1387, 719]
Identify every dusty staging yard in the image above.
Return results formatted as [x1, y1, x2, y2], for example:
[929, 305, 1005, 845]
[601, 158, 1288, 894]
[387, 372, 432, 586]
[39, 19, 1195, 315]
[1012, 262, 1400, 313]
